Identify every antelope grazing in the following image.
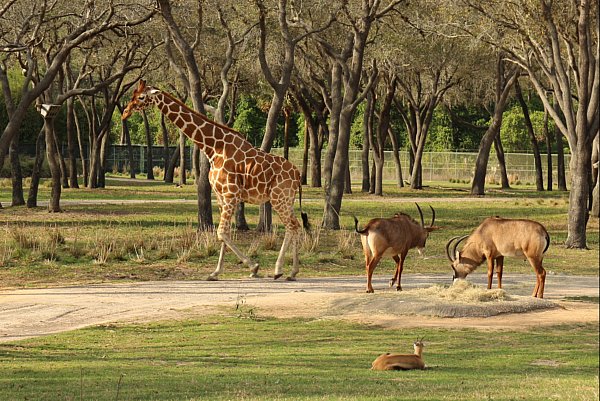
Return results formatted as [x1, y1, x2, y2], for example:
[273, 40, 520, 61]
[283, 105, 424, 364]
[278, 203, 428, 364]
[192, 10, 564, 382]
[371, 338, 426, 371]
[354, 204, 439, 293]
[446, 217, 550, 298]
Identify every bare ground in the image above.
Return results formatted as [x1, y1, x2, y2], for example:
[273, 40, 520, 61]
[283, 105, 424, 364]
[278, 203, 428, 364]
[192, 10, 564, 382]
[0, 273, 597, 342]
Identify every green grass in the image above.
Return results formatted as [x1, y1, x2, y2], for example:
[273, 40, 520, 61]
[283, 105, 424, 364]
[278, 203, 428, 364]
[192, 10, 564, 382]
[0, 317, 597, 400]
[0, 177, 598, 288]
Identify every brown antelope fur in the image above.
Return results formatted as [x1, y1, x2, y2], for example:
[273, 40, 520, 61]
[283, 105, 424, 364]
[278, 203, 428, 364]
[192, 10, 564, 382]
[446, 217, 550, 298]
[371, 338, 426, 371]
[122, 80, 309, 281]
[354, 204, 440, 293]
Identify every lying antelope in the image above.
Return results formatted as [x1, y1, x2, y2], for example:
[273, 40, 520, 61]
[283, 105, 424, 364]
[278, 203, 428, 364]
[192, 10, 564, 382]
[371, 338, 426, 370]
[446, 217, 550, 298]
[354, 204, 440, 293]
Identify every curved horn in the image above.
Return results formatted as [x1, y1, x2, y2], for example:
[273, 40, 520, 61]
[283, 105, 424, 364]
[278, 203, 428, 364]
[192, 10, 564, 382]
[415, 203, 425, 227]
[429, 205, 436, 227]
[445, 236, 461, 262]
[452, 235, 469, 260]
[445, 235, 469, 262]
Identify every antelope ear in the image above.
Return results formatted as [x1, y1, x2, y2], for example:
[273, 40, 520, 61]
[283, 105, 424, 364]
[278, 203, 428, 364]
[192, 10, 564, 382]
[427, 225, 442, 232]
[138, 80, 146, 89]
[455, 250, 461, 261]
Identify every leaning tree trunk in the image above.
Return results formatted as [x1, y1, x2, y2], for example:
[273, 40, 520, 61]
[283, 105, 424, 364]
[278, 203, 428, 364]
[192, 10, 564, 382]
[494, 135, 510, 189]
[471, 58, 517, 196]
[44, 117, 62, 212]
[388, 128, 404, 188]
[27, 128, 45, 208]
[9, 134, 25, 206]
[515, 80, 544, 191]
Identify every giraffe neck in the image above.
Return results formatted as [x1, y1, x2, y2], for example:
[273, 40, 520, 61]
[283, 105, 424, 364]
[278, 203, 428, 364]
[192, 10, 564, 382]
[153, 91, 231, 160]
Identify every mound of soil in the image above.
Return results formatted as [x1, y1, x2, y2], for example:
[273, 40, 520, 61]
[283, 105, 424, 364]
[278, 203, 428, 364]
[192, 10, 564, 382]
[328, 281, 557, 318]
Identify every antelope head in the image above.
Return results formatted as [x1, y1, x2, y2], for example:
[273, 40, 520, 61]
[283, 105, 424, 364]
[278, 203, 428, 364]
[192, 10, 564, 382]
[122, 80, 161, 120]
[445, 235, 479, 281]
[414, 203, 439, 256]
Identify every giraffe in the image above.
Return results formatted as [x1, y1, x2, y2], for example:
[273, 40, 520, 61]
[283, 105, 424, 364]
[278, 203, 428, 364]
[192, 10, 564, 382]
[122, 80, 309, 280]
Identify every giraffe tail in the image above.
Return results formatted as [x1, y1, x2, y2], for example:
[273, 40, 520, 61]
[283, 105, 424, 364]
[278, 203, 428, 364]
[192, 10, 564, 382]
[299, 185, 310, 231]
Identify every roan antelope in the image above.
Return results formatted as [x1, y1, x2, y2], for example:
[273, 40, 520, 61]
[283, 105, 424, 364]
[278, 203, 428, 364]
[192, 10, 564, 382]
[371, 338, 426, 370]
[354, 204, 440, 293]
[446, 217, 550, 298]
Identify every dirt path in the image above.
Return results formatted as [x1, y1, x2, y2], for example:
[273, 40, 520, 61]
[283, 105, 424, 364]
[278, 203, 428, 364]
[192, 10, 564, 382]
[0, 274, 597, 342]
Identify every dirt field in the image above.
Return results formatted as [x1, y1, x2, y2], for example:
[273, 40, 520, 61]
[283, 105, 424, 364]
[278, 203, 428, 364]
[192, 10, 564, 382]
[0, 273, 597, 342]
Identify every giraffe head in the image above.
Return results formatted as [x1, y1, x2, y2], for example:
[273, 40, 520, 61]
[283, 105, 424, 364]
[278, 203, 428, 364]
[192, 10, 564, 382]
[121, 80, 161, 120]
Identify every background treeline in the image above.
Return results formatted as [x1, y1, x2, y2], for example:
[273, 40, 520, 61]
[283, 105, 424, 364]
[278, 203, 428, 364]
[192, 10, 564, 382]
[0, 0, 597, 249]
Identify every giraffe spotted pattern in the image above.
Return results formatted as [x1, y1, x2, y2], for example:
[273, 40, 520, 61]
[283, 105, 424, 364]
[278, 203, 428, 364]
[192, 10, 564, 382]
[122, 80, 308, 280]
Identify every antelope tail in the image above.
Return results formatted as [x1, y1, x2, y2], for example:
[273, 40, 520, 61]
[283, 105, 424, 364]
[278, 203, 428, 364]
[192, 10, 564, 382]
[353, 216, 369, 235]
[543, 230, 550, 254]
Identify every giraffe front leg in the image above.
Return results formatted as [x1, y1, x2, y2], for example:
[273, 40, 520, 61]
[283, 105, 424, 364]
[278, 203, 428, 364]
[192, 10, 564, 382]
[287, 231, 300, 281]
[274, 231, 292, 280]
[208, 242, 227, 281]
[214, 196, 260, 278]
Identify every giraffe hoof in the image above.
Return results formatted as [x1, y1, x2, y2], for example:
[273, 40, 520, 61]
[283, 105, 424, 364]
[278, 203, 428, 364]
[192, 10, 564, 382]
[207, 275, 219, 281]
[273, 273, 283, 280]
[285, 276, 297, 282]
[396, 287, 402, 292]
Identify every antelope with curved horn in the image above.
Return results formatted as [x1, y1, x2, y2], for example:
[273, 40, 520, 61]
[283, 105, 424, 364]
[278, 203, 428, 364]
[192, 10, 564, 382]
[354, 204, 440, 293]
[371, 337, 426, 370]
[446, 217, 550, 298]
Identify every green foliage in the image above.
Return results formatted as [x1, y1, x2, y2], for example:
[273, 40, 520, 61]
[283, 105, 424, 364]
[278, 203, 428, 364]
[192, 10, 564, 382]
[426, 109, 454, 151]
[500, 104, 552, 152]
[232, 95, 267, 147]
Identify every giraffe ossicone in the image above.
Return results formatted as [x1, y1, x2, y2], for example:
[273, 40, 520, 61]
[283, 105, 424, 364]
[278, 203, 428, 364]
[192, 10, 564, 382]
[122, 80, 309, 280]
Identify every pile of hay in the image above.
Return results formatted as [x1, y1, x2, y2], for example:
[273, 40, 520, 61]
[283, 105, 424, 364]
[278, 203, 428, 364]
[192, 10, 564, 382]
[329, 280, 557, 318]
[409, 279, 511, 303]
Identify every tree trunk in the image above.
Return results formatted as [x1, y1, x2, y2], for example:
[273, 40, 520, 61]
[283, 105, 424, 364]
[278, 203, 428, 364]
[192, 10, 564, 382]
[161, 114, 170, 181]
[494, 135, 510, 189]
[388, 128, 404, 187]
[74, 101, 89, 187]
[555, 121, 567, 191]
[57, 136, 69, 189]
[143, 110, 155, 180]
[591, 135, 599, 218]
[471, 58, 517, 196]
[544, 107, 553, 191]
[283, 108, 291, 160]
[27, 128, 46, 208]
[301, 122, 309, 185]
[97, 132, 109, 188]
[45, 117, 62, 212]
[179, 132, 186, 186]
[235, 203, 249, 231]
[9, 134, 25, 206]
[565, 144, 592, 248]
[515, 79, 543, 190]
[66, 97, 79, 188]
[165, 144, 179, 184]
[361, 91, 374, 192]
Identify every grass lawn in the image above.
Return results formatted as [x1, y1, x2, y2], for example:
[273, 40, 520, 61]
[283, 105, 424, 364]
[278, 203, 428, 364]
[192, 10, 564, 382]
[0, 316, 598, 401]
[0, 177, 598, 287]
